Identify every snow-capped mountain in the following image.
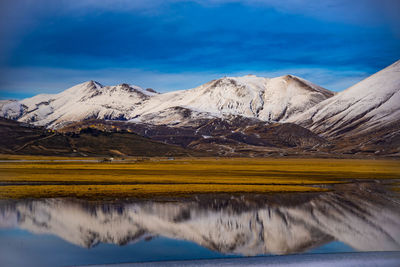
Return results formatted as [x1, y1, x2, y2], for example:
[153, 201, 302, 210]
[1, 185, 399, 255]
[289, 60, 400, 137]
[0, 75, 333, 129]
[6, 81, 157, 129]
[130, 75, 333, 126]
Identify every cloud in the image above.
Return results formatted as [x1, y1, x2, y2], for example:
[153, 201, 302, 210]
[4, 2, 398, 71]
[0, 0, 398, 99]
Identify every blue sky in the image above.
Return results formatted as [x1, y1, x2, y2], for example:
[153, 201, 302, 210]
[0, 0, 399, 99]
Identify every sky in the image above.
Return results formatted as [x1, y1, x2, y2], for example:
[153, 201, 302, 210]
[0, 0, 399, 99]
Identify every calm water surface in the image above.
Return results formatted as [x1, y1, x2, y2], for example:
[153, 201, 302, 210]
[0, 182, 399, 267]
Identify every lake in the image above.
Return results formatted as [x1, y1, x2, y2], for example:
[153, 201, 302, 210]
[1, 181, 399, 266]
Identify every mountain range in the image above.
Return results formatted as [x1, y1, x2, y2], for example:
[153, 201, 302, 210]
[1, 60, 399, 157]
[0, 74, 334, 128]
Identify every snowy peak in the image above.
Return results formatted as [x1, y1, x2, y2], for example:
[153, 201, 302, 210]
[259, 74, 334, 121]
[290, 59, 400, 137]
[281, 75, 334, 98]
[13, 81, 156, 128]
[204, 75, 267, 92]
[86, 80, 103, 89]
[61, 81, 104, 102]
[64, 80, 103, 94]
[62, 81, 155, 101]
[130, 74, 333, 126]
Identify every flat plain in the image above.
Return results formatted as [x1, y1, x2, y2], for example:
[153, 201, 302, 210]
[1, 156, 399, 199]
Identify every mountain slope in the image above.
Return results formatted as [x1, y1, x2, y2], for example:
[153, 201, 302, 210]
[289, 60, 400, 138]
[58, 117, 328, 157]
[0, 118, 196, 157]
[1, 75, 333, 128]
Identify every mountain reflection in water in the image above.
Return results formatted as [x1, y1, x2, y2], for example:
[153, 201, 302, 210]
[0, 183, 399, 256]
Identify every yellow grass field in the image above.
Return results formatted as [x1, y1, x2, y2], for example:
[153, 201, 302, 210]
[1, 157, 399, 199]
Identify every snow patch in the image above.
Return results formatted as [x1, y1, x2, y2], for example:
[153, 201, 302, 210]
[0, 100, 24, 120]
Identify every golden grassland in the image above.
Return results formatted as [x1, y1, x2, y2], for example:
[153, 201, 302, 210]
[0, 156, 399, 199]
[1, 184, 324, 199]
